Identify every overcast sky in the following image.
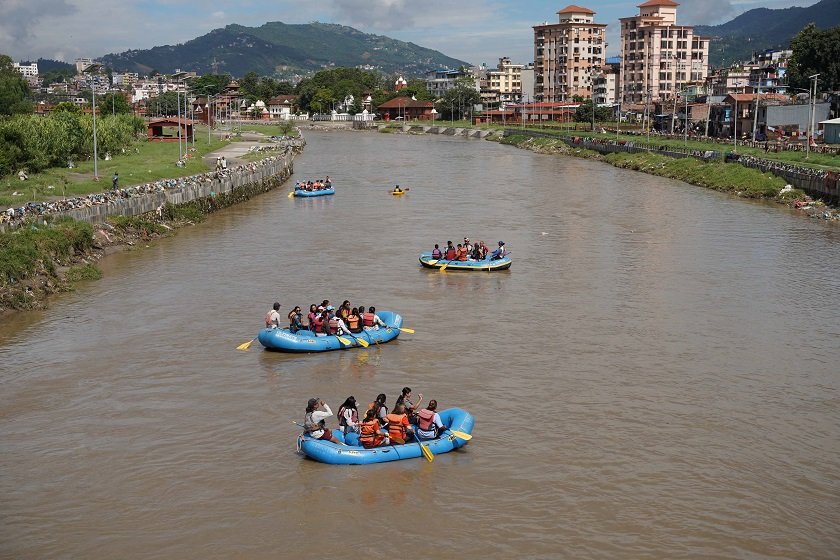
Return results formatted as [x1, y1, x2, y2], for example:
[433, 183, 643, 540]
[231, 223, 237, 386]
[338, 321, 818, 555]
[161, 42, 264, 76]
[1, 0, 819, 67]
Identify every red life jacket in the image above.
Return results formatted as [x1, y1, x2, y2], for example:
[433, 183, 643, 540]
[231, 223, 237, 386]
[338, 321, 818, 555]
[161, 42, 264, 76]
[445, 247, 456, 259]
[363, 313, 375, 327]
[312, 316, 324, 333]
[328, 317, 339, 335]
[417, 409, 436, 431]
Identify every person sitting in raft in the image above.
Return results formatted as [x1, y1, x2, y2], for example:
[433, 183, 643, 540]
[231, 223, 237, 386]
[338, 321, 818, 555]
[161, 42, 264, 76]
[307, 304, 318, 330]
[304, 398, 343, 444]
[326, 306, 353, 336]
[393, 185, 402, 193]
[431, 244, 442, 259]
[477, 240, 489, 260]
[265, 302, 282, 329]
[324, 176, 331, 186]
[470, 242, 482, 260]
[311, 311, 327, 337]
[337, 396, 360, 434]
[395, 387, 423, 421]
[368, 393, 389, 426]
[455, 243, 468, 261]
[415, 400, 445, 440]
[359, 408, 389, 448]
[463, 237, 473, 254]
[362, 306, 387, 331]
[445, 241, 456, 260]
[490, 241, 507, 260]
[386, 403, 414, 444]
[339, 300, 351, 323]
[346, 307, 363, 333]
[288, 306, 305, 333]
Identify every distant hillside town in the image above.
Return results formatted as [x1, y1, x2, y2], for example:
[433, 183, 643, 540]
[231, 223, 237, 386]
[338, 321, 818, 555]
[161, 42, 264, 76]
[6, 1, 840, 144]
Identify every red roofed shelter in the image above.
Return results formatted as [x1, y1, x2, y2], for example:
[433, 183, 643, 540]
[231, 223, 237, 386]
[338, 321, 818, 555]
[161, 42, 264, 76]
[377, 97, 435, 121]
[147, 117, 195, 142]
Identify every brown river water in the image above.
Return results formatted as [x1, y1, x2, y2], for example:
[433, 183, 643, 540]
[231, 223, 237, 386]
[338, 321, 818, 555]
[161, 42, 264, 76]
[1, 130, 839, 559]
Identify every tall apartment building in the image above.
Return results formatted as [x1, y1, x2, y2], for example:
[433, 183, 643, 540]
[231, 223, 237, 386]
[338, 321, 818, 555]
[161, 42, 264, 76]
[488, 57, 525, 104]
[619, 0, 709, 104]
[13, 62, 38, 77]
[533, 5, 607, 102]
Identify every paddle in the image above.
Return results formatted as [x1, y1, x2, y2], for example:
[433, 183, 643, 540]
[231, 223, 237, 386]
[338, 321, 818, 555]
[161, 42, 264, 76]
[237, 336, 258, 350]
[390, 326, 414, 334]
[446, 429, 472, 441]
[419, 439, 434, 462]
[344, 331, 369, 348]
[288, 190, 294, 198]
[336, 335, 353, 346]
[438, 259, 450, 271]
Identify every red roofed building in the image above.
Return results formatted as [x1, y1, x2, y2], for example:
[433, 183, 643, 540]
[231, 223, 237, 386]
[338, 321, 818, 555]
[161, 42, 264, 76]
[376, 96, 434, 121]
[533, 5, 606, 103]
[619, 0, 710, 105]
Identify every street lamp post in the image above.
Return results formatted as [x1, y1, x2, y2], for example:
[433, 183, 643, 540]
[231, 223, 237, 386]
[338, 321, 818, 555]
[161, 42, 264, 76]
[806, 73, 819, 160]
[751, 84, 761, 142]
[732, 81, 742, 153]
[83, 64, 103, 181]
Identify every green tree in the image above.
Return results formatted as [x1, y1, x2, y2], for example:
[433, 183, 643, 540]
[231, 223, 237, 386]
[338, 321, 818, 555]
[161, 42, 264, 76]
[147, 91, 180, 116]
[296, 67, 383, 113]
[439, 85, 481, 121]
[0, 54, 32, 115]
[573, 99, 614, 124]
[52, 101, 82, 114]
[190, 73, 232, 96]
[239, 71, 261, 104]
[99, 92, 132, 115]
[788, 24, 840, 92]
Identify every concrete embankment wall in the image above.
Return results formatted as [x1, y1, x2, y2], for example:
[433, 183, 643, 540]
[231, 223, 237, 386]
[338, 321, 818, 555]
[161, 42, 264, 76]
[45, 155, 293, 227]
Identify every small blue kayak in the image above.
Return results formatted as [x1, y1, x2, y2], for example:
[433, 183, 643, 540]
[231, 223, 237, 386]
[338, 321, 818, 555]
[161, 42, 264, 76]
[418, 251, 511, 271]
[258, 311, 402, 352]
[297, 408, 474, 465]
[294, 186, 335, 197]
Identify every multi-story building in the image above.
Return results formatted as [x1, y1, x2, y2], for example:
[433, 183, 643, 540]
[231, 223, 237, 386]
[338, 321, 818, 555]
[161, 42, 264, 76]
[533, 5, 607, 102]
[425, 69, 468, 97]
[594, 56, 621, 106]
[74, 58, 95, 74]
[488, 57, 525, 105]
[619, 0, 710, 104]
[13, 62, 38, 77]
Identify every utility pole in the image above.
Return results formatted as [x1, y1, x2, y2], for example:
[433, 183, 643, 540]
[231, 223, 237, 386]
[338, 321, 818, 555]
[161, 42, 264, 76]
[806, 73, 819, 160]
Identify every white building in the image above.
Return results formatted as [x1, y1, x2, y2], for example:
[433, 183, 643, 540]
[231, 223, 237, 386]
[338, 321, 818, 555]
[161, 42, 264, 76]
[13, 62, 38, 77]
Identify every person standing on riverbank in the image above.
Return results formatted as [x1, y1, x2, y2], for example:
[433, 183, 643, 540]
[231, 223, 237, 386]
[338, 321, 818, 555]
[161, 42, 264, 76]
[112, 172, 119, 191]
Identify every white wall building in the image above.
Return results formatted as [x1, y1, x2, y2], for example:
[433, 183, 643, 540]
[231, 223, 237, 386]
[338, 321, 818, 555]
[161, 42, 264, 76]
[13, 62, 38, 77]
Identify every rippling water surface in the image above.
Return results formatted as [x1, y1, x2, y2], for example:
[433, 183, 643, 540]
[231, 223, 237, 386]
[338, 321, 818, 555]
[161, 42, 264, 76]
[1, 130, 839, 559]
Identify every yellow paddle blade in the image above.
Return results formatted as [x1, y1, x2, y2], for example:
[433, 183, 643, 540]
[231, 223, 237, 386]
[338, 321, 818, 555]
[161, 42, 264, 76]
[427, 260, 438, 265]
[288, 191, 294, 198]
[397, 327, 415, 334]
[449, 430, 472, 441]
[355, 337, 370, 348]
[420, 442, 434, 463]
[336, 336, 352, 345]
[236, 339, 255, 350]
[438, 263, 448, 271]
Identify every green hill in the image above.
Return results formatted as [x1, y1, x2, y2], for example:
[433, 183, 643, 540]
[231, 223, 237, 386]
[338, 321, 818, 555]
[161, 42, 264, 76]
[99, 22, 469, 79]
[694, 0, 840, 67]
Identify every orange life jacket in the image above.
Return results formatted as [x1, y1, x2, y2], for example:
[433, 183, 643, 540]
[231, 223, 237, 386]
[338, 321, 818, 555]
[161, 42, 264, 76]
[359, 420, 384, 448]
[386, 413, 408, 440]
[347, 315, 360, 331]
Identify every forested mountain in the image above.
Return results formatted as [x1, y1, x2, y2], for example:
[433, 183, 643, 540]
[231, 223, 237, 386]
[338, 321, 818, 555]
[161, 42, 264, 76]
[99, 22, 468, 79]
[694, 0, 840, 67]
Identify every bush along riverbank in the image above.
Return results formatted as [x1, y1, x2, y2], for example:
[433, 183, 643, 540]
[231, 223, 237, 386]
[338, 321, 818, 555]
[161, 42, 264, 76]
[0, 170, 293, 314]
[495, 134, 839, 220]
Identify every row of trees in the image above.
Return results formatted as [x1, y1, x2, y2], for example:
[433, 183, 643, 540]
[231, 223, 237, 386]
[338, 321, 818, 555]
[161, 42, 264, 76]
[0, 110, 144, 177]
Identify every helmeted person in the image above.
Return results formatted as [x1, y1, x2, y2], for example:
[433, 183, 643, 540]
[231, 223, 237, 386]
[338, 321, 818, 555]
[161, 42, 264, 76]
[359, 408, 389, 448]
[415, 399, 445, 440]
[362, 306, 387, 331]
[304, 398, 342, 444]
[490, 241, 507, 260]
[265, 302, 282, 328]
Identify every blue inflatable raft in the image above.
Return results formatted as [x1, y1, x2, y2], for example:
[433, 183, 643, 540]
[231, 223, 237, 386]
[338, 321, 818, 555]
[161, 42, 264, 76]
[258, 311, 402, 352]
[294, 186, 335, 197]
[418, 251, 511, 271]
[297, 408, 474, 465]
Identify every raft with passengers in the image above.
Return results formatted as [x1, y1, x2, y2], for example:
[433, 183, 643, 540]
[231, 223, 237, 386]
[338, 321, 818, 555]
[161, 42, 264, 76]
[251, 303, 408, 353]
[298, 399, 474, 465]
[419, 239, 511, 271]
[293, 177, 334, 197]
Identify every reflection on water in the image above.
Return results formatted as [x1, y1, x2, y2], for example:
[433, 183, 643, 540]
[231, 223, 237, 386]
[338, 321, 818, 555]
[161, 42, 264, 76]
[1, 131, 839, 559]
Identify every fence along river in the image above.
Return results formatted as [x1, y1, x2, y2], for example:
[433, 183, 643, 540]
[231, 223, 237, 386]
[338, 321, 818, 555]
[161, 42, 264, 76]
[1, 130, 839, 559]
